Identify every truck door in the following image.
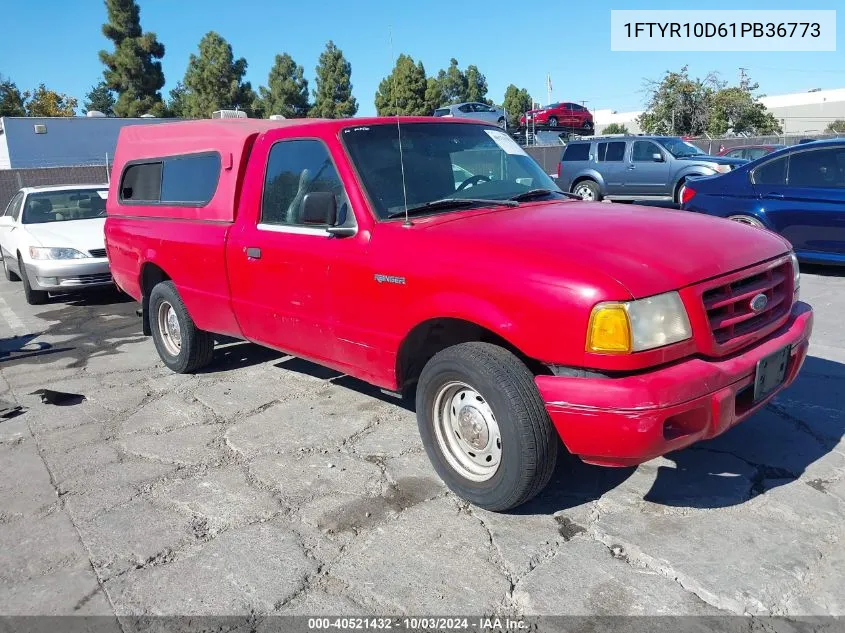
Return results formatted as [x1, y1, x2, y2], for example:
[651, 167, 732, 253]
[226, 137, 353, 364]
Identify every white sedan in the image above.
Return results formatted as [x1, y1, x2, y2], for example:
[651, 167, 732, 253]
[0, 184, 112, 305]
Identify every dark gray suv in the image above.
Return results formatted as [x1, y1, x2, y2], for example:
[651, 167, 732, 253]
[557, 135, 747, 203]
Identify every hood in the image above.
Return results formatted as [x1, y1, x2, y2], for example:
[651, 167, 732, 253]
[414, 202, 790, 298]
[679, 154, 747, 167]
[24, 218, 106, 252]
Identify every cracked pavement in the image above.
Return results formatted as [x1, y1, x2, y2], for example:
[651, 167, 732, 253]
[0, 267, 843, 626]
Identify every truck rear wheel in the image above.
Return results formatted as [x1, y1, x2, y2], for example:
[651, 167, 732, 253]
[148, 281, 214, 373]
[416, 342, 558, 511]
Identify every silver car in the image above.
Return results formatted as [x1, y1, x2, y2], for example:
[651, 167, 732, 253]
[433, 102, 507, 127]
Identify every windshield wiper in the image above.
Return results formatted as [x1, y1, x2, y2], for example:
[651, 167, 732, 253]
[508, 188, 579, 202]
[386, 198, 518, 219]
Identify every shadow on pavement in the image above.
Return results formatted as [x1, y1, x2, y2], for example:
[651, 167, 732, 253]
[523, 355, 845, 514]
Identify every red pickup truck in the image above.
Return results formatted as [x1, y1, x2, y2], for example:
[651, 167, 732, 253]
[105, 117, 813, 511]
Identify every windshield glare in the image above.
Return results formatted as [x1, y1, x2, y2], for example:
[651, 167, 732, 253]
[341, 123, 562, 219]
[658, 138, 706, 158]
[22, 189, 108, 224]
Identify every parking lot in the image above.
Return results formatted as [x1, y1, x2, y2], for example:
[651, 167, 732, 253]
[0, 266, 843, 626]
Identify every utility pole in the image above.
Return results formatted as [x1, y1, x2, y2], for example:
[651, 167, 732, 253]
[739, 67, 749, 91]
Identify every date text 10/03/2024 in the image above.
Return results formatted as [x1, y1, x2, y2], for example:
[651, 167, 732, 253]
[307, 617, 528, 630]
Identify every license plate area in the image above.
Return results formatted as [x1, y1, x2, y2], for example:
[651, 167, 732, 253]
[753, 345, 790, 403]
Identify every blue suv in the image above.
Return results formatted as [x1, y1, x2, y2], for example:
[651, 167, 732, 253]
[557, 135, 746, 203]
[681, 139, 845, 265]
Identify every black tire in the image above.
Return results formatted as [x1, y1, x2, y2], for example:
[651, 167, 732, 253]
[148, 280, 214, 373]
[571, 179, 602, 201]
[2, 253, 19, 282]
[416, 342, 558, 511]
[547, 116, 558, 128]
[18, 255, 48, 305]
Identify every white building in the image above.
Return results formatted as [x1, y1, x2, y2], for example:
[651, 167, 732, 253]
[594, 87, 845, 136]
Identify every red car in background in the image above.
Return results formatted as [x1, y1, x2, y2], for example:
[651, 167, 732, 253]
[717, 144, 787, 161]
[519, 102, 594, 132]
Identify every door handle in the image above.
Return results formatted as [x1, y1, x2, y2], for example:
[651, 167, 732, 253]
[245, 247, 261, 259]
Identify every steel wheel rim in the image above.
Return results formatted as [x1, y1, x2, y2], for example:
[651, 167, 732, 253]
[157, 301, 182, 356]
[574, 184, 595, 201]
[728, 215, 764, 228]
[548, 118, 557, 127]
[433, 380, 502, 482]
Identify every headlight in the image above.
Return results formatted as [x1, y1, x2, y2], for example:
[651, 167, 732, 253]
[712, 164, 732, 174]
[587, 291, 692, 353]
[790, 252, 800, 301]
[29, 247, 88, 260]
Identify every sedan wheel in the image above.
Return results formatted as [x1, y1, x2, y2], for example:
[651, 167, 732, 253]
[548, 116, 558, 127]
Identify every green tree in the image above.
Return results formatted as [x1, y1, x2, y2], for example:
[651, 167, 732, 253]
[0, 75, 26, 116]
[465, 65, 490, 104]
[165, 82, 187, 117]
[424, 77, 444, 113]
[374, 54, 428, 116]
[83, 81, 115, 115]
[826, 119, 845, 133]
[708, 81, 781, 136]
[435, 58, 468, 104]
[602, 123, 629, 134]
[182, 32, 256, 118]
[638, 66, 718, 136]
[24, 84, 77, 117]
[259, 53, 309, 118]
[502, 84, 532, 127]
[311, 41, 358, 118]
[99, 0, 166, 117]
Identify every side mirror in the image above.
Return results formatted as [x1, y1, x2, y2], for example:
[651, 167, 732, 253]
[652, 153, 665, 162]
[301, 191, 337, 226]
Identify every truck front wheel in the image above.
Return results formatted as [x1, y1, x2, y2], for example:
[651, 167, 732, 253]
[416, 342, 558, 511]
[148, 281, 214, 373]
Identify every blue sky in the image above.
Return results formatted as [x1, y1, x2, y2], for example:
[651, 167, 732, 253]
[1, 0, 843, 116]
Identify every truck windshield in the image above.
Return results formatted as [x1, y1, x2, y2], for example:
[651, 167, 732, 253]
[22, 189, 108, 224]
[341, 122, 562, 219]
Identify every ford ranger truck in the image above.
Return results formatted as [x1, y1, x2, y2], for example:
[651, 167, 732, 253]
[105, 118, 813, 512]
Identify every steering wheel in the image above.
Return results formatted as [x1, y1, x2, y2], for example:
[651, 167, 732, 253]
[456, 174, 491, 191]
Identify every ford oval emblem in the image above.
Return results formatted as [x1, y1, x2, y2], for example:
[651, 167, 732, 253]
[750, 293, 768, 313]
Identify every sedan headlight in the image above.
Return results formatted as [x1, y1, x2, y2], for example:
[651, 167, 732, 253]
[587, 291, 692, 353]
[790, 252, 800, 301]
[29, 247, 88, 260]
[711, 164, 733, 174]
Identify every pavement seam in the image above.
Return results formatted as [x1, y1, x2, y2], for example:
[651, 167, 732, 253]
[18, 400, 126, 629]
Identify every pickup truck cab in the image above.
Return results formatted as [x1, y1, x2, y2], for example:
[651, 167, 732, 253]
[105, 118, 813, 511]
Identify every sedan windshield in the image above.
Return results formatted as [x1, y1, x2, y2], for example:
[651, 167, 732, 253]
[341, 122, 562, 219]
[22, 189, 108, 224]
[658, 138, 708, 158]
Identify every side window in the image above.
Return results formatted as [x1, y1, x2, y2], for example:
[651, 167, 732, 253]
[261, 139, 349, 227]
[787, 148, 845, 189]
[596, 142, 607, 162]
[120, 162, 162, 202]
[4, 193, 23, 219]
[160, 154, 221, 204]
[604, 142, 626, 162]
[632, 141, 661, 162]
[753, 156, 788, 186]
[472, 104, 493, 113]
[458, 104, 472, 113]
[120, 154, 221, 205]
[561, 143, 590, 162]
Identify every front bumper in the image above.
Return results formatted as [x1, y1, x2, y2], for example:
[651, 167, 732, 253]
[536, 302, 813, 467]
[24, 259, 113, 292]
